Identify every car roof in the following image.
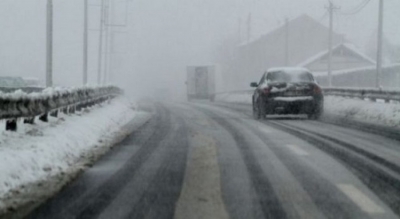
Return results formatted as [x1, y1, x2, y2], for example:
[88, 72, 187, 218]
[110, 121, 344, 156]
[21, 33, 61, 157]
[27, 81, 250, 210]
[266, 67, 310, 74]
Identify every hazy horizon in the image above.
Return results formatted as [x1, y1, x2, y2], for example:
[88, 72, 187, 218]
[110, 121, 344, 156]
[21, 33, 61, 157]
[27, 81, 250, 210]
[0, 0, 398, 100]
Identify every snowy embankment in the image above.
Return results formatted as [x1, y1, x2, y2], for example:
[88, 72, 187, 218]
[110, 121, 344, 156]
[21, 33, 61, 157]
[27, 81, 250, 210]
[216, 93, 400, 129]
[0, 96, 150, 215]
[323, 96, 400, 129]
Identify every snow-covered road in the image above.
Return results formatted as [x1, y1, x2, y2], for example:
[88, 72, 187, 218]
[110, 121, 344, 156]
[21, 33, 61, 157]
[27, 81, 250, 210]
[22, 101, 400, 219]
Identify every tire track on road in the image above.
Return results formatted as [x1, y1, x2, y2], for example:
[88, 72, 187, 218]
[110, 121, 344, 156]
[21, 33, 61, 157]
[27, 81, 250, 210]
[242, 120, 371, 219]
[125, 115, 189, 219]
[267, 121, 400, 217]
[195, 102, 399, 218]
[71, 105, 173, 219]
[197, 108, 288, 219]
[284, 124, 400, 175]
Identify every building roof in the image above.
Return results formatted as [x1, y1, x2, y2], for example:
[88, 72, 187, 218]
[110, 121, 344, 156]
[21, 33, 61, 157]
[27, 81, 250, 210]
[238, 14, 345, 68]
[267, 67, 310, 73]
[297, 43, 376, 67]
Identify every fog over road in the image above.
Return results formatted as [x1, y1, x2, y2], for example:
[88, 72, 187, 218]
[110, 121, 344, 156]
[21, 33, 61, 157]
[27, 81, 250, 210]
[26, 101, 400, 219]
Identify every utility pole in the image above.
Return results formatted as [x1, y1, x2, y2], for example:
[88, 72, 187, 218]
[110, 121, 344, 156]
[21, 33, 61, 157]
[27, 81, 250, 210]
[327, 1, 339, 87]
[46, 0, 53, 87]
[97, 0, 105, 85]
[247, 13, 251, 44]
[107, 1, 129, 85]
[284, 18, 289, 66]
[108, 0, 116, 84]
[83, 0, 88, 85]
[103, 0, 110, 85]
[376, 0, 384, 88]
[238, 17, 242, 43]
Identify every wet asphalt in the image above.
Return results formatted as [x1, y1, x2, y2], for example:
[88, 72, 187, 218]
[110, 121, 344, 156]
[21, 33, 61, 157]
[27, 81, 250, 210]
[26, 101, 400, 219]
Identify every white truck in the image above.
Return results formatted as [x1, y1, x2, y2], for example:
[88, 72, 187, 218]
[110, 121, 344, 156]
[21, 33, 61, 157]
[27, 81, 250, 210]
[186, 65, 216, 101]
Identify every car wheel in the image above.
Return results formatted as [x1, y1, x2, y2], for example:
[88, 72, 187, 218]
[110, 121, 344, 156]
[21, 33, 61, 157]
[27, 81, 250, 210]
[308, 113, 318, 120]
[256, 97, 267, 120]
[308, 104, 323, 120]
[253, 101, 260, 119]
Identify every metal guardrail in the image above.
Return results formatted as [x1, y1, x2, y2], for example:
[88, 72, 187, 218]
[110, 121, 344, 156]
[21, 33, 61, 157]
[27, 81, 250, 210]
[215, 87, 400, 103]
[1, 86, 122, 131]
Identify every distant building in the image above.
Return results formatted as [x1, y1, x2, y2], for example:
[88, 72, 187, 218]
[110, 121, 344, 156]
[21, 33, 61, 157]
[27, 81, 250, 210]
[227, 14, 375, 88]
[298, 43, 375, 75]
[22, 77, 44, 88]
[0, 76, 26, 88]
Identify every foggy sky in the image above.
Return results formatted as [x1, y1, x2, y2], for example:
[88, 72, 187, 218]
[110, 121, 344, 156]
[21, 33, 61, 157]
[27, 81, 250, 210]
[0, 0, 399, 100]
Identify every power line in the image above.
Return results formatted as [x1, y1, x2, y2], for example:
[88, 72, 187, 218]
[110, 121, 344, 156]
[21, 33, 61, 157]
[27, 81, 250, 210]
[338, 0, 371, 15]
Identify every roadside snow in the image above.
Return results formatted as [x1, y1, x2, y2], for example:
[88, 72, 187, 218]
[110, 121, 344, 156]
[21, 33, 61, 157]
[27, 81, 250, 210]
[0, 96, 150, 214]
[324, 96, 400, 129]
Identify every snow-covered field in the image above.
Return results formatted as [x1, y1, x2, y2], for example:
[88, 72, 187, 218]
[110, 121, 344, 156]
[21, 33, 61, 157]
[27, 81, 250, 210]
[216, 93, 400, 129]
[0, 97, 150, 215]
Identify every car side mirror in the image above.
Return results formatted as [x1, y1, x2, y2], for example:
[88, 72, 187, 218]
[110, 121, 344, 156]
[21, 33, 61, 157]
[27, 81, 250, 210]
[250, 82, 258, 87]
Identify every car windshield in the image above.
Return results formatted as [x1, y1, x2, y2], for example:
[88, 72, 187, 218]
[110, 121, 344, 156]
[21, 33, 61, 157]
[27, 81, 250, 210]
[267, 71, 314, 83]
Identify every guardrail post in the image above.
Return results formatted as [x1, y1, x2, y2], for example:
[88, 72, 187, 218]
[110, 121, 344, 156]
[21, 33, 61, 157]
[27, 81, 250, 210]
[76, 104, 82, 111]
[69, 106, 76, 114]
[24, 117, 35, 124]
[39, 113, 48, 122]
[50, 110, 58, 117]
[6, 119, 17, 131]
[63, 107, 68, 114]
[87, 101, 94, 107]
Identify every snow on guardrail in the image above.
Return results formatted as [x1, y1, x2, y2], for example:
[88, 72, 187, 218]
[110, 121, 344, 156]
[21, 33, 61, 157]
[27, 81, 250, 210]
[323, 87, 400, 102]
[0, 86, 45, 94]
[0, 85, 123, 131]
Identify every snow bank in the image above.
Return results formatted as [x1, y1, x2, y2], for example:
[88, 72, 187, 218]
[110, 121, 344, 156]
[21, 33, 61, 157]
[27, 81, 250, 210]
[0, 96, 149, 214]
[324, 96, 400, 129]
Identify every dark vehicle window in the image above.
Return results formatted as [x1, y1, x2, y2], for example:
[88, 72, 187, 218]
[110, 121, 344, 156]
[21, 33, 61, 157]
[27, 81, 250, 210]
[267, 71, 314, 83]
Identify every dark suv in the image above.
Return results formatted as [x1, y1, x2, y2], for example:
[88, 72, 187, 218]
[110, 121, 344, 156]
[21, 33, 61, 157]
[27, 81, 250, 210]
[251, 67, 323, 119]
